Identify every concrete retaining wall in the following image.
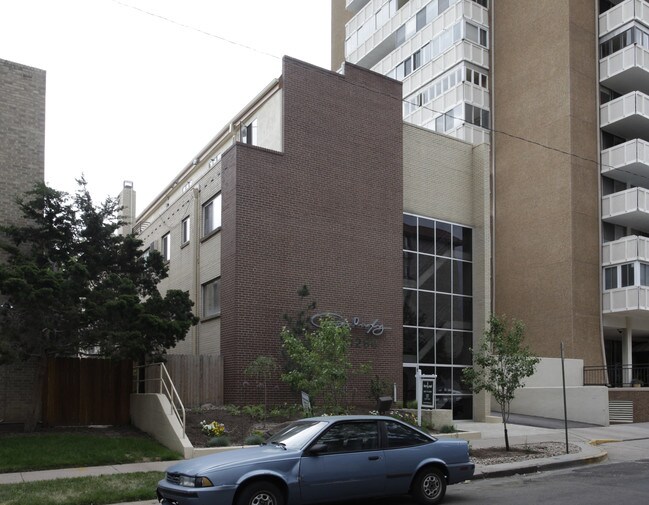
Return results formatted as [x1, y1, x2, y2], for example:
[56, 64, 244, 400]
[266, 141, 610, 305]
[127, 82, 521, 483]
[508, 386, 609, 426]
[130, 394, 193, 458]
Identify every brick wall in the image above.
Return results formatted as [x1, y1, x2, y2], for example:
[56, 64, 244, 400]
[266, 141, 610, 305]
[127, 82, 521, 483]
[221, 58, 404, 406]
[0, 58, 45, 230]
[0, 360, 39, 424]
[0, 59, 45, 424]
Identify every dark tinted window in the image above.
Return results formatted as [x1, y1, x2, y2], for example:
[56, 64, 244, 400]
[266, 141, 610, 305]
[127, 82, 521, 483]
[385, 421, 432, 448]
[315, 422, 379, 453]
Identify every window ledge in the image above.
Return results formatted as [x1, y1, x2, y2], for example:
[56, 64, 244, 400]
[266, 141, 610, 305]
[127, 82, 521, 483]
[201, 226, 222, 243]
[201, 313, 221, 323]
[180, 241, 190, 249]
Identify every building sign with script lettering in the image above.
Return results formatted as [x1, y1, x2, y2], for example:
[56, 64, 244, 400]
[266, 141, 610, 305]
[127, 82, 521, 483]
[310, 312, 390, 336]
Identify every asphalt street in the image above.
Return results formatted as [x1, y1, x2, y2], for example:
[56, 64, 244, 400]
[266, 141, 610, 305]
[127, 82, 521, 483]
[441, 459, 649, 505]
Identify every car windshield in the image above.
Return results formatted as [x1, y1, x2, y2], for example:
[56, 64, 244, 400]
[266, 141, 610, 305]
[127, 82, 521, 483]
[266, 421, 327, 450]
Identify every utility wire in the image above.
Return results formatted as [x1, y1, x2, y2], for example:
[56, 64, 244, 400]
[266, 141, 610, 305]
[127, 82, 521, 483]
[110, 0, 648, 186]
[109, 0, 282, 61]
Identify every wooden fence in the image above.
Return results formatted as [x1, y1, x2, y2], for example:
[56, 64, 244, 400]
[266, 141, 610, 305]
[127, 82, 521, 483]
[43, 357, 132, 426]
[161, 354, 223, 408]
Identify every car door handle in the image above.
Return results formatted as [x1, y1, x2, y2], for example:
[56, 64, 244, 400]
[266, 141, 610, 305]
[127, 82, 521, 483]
[368, 456, 380, 461]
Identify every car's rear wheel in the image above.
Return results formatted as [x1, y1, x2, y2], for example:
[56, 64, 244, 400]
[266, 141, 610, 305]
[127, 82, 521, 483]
[237, 480, 284, 505]
[412, 467, 446, 505]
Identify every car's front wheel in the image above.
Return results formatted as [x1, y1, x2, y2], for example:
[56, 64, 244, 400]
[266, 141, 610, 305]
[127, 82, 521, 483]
[237, 480, 284, 505]
[412, 467, 447, 505]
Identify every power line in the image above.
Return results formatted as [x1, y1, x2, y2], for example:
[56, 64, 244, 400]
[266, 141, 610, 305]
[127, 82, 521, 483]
[109, 0, 647, 186]
[109, 0, 282, 61]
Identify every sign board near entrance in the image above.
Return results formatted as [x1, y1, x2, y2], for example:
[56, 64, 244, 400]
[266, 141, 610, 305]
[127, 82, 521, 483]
[422, 380, 435, 408]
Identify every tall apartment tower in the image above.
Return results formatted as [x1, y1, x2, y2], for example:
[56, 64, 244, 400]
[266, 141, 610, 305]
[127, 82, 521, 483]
[334, 0, 649, 374]
[333, 0, 490, 146]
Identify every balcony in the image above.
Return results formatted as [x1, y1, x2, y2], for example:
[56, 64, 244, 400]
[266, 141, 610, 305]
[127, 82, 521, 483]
[602, 187, 649, 232]
[347, 0, 372, 14]
[599, 0, 649, 38]
[601, 139, 649, 186]
[603, 286, 649, 314]
[600, 91, 649, 141]
[602, 235, 649, 265]
[600, 44, 649, 95]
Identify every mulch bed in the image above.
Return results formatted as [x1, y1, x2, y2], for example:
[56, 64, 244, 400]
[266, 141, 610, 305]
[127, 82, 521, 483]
[184, 406, 294, 447]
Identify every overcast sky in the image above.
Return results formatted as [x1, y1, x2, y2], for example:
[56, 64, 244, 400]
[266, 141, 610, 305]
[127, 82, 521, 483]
[0, 0, 331, 214]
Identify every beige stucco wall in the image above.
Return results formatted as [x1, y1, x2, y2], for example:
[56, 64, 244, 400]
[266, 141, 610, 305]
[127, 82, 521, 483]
[137, 157, 224, 356]
[403, 124, 492, 420]
[134, 86, 283, 357]
[492, 0, 603, 366]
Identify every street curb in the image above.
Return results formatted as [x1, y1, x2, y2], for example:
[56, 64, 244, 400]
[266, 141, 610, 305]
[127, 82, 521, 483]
[472, 443, 608, 480]
[589, 439, 622, 445]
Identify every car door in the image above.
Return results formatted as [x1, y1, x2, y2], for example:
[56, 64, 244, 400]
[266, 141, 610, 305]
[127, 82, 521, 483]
[381, 419, 438, 495]
[299, 420, 385, 503]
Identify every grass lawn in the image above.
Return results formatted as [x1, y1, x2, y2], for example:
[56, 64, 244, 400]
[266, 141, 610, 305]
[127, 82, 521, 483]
[0, 472, 163, 505]
[0, 432, 181, 473]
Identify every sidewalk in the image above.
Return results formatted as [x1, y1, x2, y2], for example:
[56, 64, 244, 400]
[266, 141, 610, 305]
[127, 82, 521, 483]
[4, 419, 649, 505]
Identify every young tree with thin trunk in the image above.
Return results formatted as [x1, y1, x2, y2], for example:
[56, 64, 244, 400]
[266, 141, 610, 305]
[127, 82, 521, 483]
[462, 314, 539, 451]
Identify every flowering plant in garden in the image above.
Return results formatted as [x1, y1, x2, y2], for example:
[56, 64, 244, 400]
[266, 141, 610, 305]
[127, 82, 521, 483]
[200, 420, 226, 437]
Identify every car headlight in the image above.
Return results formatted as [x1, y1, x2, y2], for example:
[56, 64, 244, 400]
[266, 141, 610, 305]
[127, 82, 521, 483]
[178, 475, 214, 488]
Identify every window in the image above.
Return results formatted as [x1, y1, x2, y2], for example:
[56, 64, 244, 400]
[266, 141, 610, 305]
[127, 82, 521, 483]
[203, 194, 222, 236]
[403, 214, 473, 419]
[621, 263, 634, 287]
[465, 104, 490, 129]
[638, 264, 649, 286]
[161, 233, 170, 262]
[202, 278, 220, 318]
[465, 22, 488, 47]
[385, 420, 431, 448]
[241, 119, 258, 145]
[181, 217, 190, 244]
[313, 422, 379, 453]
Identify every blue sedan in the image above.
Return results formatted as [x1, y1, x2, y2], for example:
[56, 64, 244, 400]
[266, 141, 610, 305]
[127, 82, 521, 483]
[157, 415, 474, 505]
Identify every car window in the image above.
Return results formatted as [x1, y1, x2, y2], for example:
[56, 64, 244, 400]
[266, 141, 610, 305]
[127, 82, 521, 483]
[267, 421, 327, 449]
[314, 421, 379, 453]
[385, 420, 432, 448]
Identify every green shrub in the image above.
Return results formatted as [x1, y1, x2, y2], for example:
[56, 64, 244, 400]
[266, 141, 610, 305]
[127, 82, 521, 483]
[244, 434, 266, 445]
[207, 436, 231, 447]
[224, 404, 241, 415]
[439, 424, 457, 433]
[242, 404, 266, 421]
[268, 403, 302, 419]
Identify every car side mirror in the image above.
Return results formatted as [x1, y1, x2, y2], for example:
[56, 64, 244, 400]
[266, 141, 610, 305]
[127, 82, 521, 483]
[307, 443, 328, 456]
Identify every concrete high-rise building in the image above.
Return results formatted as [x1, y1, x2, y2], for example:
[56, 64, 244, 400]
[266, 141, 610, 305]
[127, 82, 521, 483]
[333, 0, 490, 146]
[334, 0, 649, 388]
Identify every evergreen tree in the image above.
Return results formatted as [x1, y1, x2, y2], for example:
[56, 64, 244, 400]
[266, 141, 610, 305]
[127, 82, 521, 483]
[0, 180, 198, 430]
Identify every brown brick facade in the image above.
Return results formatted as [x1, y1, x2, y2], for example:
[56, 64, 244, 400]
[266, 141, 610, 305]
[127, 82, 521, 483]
[220, 58, 404, 406]
[609, 390, 649, 423]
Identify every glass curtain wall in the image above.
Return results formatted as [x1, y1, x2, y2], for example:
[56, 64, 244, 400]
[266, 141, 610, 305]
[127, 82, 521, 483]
[403, 213, 473, 419]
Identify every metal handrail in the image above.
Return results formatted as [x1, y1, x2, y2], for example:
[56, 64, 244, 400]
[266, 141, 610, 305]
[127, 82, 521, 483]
[133, 362, 186, 438]
[583, 363, 649, 388]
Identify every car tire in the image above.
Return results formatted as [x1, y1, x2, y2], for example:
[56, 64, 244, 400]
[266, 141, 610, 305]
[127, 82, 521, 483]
[412, 467, 446, 505]
[237, 480, 284, 505]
